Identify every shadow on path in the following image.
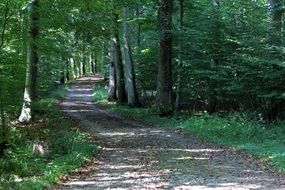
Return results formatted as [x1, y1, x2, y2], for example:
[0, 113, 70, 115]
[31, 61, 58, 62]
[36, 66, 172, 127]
[55, 75, 285, 190]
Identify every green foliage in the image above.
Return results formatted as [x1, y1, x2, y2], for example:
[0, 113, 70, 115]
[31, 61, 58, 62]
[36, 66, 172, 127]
[169, 0, 285, 120]
[0, 87, 96, 190]
[93, 82, 108, 102]
[92, 83, 285, 172]
[176, 113, 285, 172]
[1, 0, 285, 187]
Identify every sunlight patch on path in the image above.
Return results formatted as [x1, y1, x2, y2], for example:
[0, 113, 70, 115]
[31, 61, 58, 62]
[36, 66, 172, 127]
[55, 75, 285, 190]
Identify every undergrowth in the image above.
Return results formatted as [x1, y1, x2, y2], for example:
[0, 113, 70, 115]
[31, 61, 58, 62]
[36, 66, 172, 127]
[0, 86, 96, 190]
[93, 83, 285, 173]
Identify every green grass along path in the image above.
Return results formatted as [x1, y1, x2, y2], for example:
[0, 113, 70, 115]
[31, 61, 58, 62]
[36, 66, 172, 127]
[54, 75, 285, 190]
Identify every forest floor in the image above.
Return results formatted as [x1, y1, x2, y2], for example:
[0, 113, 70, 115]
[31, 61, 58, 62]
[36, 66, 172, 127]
[54, 75, 285, 190]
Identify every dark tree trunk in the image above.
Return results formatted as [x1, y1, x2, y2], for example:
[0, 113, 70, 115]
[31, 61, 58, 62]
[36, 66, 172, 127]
[175, 0, 184, 111]
[19, 0, 39, 122]
[268, 0, 283, 44]
[136, 4, 141, 55]
[266, 0, 283, 120]
[66, 58, 70, 81]
[112, 13, 127, 104]
[101, 43, 105, 74]
[91, 53, 96, 74]
[82, 45, 87, 76]
[156, 0, 173, 115]
[94, 53, 98, 73]
[208, 0, 221, 113]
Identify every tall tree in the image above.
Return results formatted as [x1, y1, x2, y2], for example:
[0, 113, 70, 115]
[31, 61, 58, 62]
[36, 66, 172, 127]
[268, 0, 283, 44]
[135, 4, 141, 55]
[91, 52, 97, 74]
[112, 12, 126, 104]
[65, 58, 70, 82]
[122, 7, 141, 107]
[207, 0, 221, 113]
[82, 43, 87, 76]
[19, 0, 39, 122]
[175, 0, 184, 111]
[156, 0, 173, 115]
[108, 43, 117, 101]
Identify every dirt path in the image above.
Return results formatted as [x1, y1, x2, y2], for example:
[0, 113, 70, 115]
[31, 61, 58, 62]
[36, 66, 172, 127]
[55, 75, 285, 190]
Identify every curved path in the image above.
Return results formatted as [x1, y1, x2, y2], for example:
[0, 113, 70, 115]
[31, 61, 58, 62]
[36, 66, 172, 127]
[55, 75, 285, 190]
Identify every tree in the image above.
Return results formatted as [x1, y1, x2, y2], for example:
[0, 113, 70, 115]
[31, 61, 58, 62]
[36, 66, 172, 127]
[156, 0, 173, 115]
[175, 0, 184, 111]
[268, 0, 283, 44]
[19, 0, 39, 122]
[135, 4, 141, 55]
[207, 0, 221, 113]
[122, 7, 141, 107]
[82, 43, 87, 76]
[108, 43, 117, 101]
[112, 13, 126, 104]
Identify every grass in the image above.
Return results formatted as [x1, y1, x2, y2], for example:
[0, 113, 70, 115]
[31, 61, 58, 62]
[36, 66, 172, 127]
[92, 83, 285, 173]
[0, 85, 97, 190]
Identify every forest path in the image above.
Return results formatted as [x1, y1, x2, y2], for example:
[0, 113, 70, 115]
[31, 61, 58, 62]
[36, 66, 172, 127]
[54, 75, 285, 190]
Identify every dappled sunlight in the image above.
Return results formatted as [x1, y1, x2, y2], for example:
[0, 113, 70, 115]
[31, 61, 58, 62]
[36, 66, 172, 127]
[173, 183, 263, 190]
[68, 88, 94, 92]
[167, 148, 224, 153]
[59, 144, 279, 189]
[99, 132, 136, 137]
[18, 89, 32, 122]
[176, 156, 209, 160]
[69, 94, 93, 98]
[56, 76, 285, 190]
[62, 109, 93, 113]
[105, 148, 148, 153]
[62, 101, 94, 106]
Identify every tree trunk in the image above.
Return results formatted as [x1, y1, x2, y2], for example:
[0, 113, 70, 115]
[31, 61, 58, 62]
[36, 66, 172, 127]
[111, 13, 127, 105]
[175, 0, 184, 111]
[156, 0, 173, 115]
[88, 53, 93, 74]
[82, 45, 87, 76]
[208, 0, 220, 113]
[108, 46, 117, 101]
[136, 4, 141, 55]
[69, 58, 75, 79]
[268, 0, 283, 44]
[78, 53, 83, 77]
[19, 0, 39, 122]
[101, 43, 105, 74]
[71, 58, 78, 79]
[122, 7, 141, 107]
[65, 59, 70, 82]
[92, 52, 97, 73]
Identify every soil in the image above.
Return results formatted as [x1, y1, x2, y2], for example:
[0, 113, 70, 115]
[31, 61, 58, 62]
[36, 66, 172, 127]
[54, 75, 285, 190]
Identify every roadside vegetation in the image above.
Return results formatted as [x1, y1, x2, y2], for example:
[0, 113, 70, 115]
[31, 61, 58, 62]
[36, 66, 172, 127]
[2, 0, 285, 188]
[0, 87, 96, 190]
[93, 82, 285, 173]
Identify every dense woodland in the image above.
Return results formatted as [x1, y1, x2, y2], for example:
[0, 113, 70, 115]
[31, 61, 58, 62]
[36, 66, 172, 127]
[1, 0, 285, 188]
[1, 0, 285, 123]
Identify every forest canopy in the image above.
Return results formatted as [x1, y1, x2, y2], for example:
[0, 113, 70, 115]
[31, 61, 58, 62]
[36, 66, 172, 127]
[0, 0, 285, 130]
[1, 0, 285, 188]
